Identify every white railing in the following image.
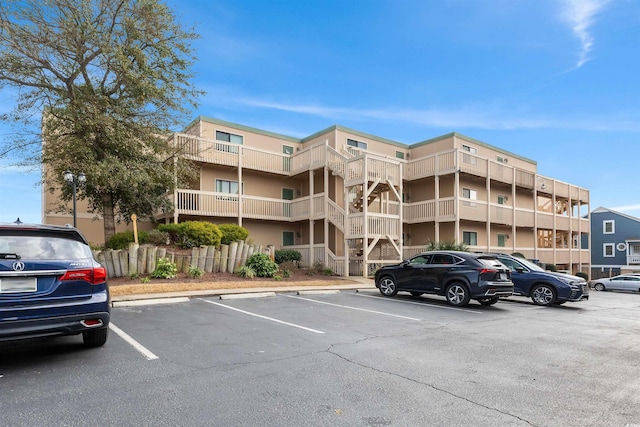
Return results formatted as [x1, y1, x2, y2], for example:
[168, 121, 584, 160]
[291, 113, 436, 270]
[312, 194, 325, 218]
[460, 200, 488, 222]
[176, 190, 238, 216]
[327, 199, 345, 232]
[326, 146, 346, 178]
[628, 255, 640, 265]
[326, 249, 345, 276]
[242, 196, 290, 220]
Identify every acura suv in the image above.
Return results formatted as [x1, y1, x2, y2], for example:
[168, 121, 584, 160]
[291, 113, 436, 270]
[486, 253, 589, 306]
[374, 251, 513, 307]
[0, 223, 110, 347]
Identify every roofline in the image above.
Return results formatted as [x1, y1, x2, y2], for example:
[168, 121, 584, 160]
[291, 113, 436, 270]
[185, 117, 535, 164]
[591, 206, 640, 223]
[409, 132, 536, 165]
[190, 116, 302, 143]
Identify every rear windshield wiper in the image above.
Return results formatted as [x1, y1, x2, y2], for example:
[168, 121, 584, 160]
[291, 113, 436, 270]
[0, 253, 21, 260]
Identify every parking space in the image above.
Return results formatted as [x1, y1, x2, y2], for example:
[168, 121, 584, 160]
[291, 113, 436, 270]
[2, 290, 640, 426]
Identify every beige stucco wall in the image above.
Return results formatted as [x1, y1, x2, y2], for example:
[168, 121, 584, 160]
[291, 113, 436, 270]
[453, 135, 537, 173]
[409, 136, 455, 159]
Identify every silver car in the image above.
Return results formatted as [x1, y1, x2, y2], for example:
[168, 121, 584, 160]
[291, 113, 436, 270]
[592, 275, 640, 293]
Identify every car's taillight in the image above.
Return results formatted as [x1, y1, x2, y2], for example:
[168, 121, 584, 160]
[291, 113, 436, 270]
[478, 268, 497, 275]
[60, 267, 107, 285]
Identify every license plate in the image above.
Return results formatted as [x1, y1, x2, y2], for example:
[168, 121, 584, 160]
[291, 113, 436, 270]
[0, 278, 37, 293]
[499, 273, 508, 281]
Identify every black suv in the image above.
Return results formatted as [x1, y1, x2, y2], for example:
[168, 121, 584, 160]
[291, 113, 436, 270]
[374, 251, 513, 307]
[485, 253, 589, 306]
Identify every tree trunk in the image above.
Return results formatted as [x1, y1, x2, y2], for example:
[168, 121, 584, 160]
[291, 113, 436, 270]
[102, 193, 116, 244]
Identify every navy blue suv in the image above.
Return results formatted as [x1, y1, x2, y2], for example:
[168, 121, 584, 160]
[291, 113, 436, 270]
[487, 253, 589, 306]
[0, 224, 110, 347]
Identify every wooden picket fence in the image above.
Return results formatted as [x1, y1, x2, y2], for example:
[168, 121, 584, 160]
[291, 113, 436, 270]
[94, 241, 274, 278]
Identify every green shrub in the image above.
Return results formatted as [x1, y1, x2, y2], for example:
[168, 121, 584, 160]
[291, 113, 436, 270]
[146, 229, 170, 245]
[281, 269, 292, 278]
[425, 240, 469, 251]
[273, 275, 282, 281]
[279, 261, 297, 272]
[246, 252, 278, 278]
[151, 258, 178, 279]
[511, 252, 525, 258]
[158, 221, 222, 248]
[575, 272, 589, 281]
[188, 266, 204, 279]
[544, 263, 558, 272]
[236, 266, 256, 278]
[140, 276, 151, 284]
[323, 268, 334, 276]
[106, 230, 150, 250]
[275, 249, 302, 265]
[218, 223, 249, 245]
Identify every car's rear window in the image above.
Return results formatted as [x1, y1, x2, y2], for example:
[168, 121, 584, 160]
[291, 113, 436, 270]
[0, 235, 92, 260]
[476, 257, 504, 268]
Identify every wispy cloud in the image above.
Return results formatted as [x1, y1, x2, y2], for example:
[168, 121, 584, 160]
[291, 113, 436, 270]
[234, 97, 640, 132]
[611, 204, 640, 213]
[560, 0, 611, 69]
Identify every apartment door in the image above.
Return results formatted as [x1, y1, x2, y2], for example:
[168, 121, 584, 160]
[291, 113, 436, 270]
[283, 145, 294, 172]
[282, 188, 294, 217]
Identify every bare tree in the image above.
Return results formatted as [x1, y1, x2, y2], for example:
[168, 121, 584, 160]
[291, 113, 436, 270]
[0, 0, 202, 242]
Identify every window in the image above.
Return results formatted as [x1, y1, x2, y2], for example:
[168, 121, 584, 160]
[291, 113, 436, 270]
[463, 231, 477, 246]
[462, 145, 477, 165]
[395, 151, 405, 159]
[431, 254, 460, 264]
[462, 188, 477, 207]
[216, 130, 243, 153]
[497, 156, 508, 164]
[604, 243, 615, 257]
[216, 179, 239, 200]
[347, 138, 367, 150]
[603, 220, 615, 234]
[409, 254, 431, 265]
[282, 231, 294, 247]
[462, 145, 477, 154]
[497, 234, 507, 247]
[497, 195, 506, 205]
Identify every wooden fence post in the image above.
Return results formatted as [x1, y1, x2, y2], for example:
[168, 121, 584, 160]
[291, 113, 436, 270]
[128, 243, 138, 276]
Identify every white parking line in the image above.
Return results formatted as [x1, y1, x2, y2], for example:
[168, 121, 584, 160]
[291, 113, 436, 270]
[198, 298, 325, 334]
[109, 323, 159, 360]
[286, 295, 422, 321]
[352, 293, 484, 314]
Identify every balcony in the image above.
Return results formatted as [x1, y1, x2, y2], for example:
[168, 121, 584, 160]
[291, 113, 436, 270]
[173, 189, 328, 222]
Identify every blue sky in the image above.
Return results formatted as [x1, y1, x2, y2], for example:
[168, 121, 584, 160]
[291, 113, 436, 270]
[2, 0, 639, 224]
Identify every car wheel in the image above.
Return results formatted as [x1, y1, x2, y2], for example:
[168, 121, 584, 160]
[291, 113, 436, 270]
[378, 276, 398, 297]
[594, 283, 605, 291]
[410, 292, 423, 297]
[445, 283, 471, 307]
[479, 297, 499, 306]
[83, 327, 109, 348]
[531, 284, 556, 306]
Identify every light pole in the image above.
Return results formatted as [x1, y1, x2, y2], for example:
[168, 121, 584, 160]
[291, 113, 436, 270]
[63, 170, 86, 228]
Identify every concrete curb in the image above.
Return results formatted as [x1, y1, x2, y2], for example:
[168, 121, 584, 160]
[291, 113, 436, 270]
[110, 281, 376, 306]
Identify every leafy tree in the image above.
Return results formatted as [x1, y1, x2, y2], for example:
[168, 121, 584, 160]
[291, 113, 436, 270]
[0, 0, 202, 242]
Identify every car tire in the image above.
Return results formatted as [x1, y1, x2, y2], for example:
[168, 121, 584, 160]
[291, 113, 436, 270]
[378, 276, 398, 297]
[445, 283, 471, 307]
[83, 327, 109, 348]
[594, 283, 605, 291]
[531, 284, 556, 306]
[410, 292, 423, 297]
[479, 297, 499, 306]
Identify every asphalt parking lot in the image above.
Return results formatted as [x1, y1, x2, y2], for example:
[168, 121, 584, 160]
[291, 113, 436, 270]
[1, 289, 639, 427]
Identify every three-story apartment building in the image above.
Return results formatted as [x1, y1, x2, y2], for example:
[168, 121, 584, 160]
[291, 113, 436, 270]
[144, 116, 590, 277]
